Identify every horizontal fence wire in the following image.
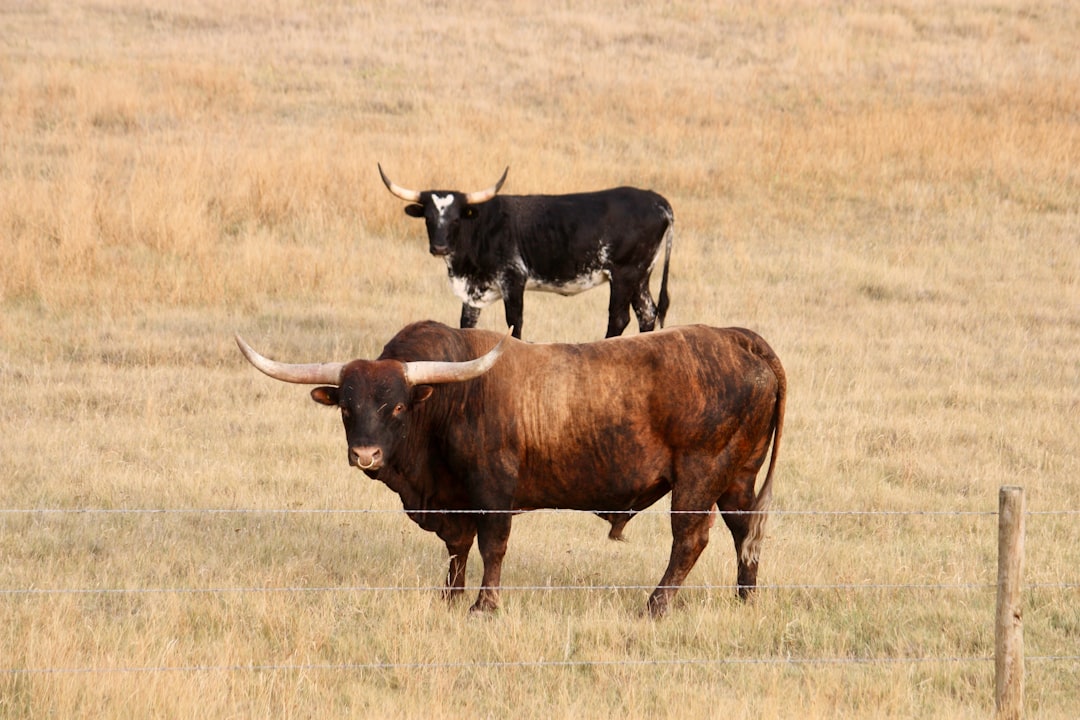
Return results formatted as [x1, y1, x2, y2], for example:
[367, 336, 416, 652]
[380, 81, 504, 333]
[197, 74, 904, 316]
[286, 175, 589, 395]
[3, 507, 1079, 516]
[3, 582, 1077, 597]
[0, 583, 1010, 596]
[0, 507, 997, 515]
[3, 656, 995, 676]
[6, 656, 1080, 677]
[4, 505, 1078, 677]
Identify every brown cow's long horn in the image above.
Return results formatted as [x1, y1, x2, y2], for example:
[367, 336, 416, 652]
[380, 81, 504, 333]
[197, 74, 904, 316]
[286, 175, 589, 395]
[403, 328, 512, 386]
[378, 163, 421, 203]
[463, 167, 509, 205]
[235, 334, 344, 385]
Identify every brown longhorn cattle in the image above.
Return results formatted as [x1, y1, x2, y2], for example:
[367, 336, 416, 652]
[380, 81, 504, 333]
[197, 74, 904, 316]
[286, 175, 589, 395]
[236, 321, 785, 617]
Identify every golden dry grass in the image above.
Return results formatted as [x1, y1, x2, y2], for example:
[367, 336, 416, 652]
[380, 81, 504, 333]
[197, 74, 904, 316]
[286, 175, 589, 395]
[2, 0, 1079, 717]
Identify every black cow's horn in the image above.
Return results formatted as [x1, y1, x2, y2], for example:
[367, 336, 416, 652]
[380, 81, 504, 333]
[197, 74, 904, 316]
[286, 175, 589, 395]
[463, 167, 509, 205]
[378, 163, 421, 203]
[235, 335, 344, 385]
[403, 328, 512, 386]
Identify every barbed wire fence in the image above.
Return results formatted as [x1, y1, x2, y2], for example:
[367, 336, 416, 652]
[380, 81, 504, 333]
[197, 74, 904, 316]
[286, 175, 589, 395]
[3, 490, 1079, 710]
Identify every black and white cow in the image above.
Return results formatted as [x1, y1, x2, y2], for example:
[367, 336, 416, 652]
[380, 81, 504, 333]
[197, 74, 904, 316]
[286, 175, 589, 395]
[379, 165, 673, 339]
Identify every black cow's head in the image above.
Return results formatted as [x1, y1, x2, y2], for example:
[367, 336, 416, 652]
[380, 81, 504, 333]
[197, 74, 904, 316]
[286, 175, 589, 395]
[379, 164, 508, 257]
[235, 331, 510, 475]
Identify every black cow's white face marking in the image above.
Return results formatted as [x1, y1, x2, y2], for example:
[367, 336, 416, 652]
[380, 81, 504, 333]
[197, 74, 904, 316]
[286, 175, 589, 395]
[420, 193, 464, 257]
[432, 194, 455, 226]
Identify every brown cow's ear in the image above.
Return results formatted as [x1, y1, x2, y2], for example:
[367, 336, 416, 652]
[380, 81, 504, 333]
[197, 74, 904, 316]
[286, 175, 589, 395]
[310, 387, 340, 406]
[404, 204, 425, 218]
[412, 385, 434, 404]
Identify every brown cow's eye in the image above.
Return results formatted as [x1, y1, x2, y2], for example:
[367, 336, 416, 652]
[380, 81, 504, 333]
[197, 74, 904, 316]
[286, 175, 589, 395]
[393, 403, 405, 415]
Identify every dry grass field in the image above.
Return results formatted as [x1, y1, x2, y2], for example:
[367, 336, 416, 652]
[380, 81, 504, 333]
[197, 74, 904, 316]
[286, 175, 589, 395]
[2, 0, 1078, 717]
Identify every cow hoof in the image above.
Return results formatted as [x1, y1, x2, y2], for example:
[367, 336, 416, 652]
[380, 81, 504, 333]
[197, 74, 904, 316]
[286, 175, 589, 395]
[737, 586, 757, 603]
[607, 522, 629, 542]
[468, 602, 499, 616]
[644, 596, 669, 619]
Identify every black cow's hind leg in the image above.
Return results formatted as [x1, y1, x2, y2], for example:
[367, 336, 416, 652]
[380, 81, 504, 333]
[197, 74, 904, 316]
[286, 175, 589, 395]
[630, 277, 659, 333]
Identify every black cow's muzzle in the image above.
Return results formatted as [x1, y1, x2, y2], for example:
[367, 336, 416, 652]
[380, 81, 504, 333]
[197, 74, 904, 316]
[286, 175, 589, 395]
[429, 245, 450, 257]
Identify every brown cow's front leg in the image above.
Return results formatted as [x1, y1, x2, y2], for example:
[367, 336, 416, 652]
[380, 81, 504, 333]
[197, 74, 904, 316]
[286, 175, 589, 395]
[470, 514, 512, 613]
[443, 536, 474, 601]
[433, 517, 476, 602]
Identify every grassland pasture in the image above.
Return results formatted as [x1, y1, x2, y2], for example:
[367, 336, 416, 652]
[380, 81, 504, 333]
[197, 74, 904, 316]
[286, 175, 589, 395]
[1, 1, 1078, 717]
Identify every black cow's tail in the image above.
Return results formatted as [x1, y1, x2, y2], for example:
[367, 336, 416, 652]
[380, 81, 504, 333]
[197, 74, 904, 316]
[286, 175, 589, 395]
[656, 206, 674, 328]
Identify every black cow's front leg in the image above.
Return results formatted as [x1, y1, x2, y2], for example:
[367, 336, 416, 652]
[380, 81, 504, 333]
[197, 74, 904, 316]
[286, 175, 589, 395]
[470, 513, 513, 613]
[460, 304, 481, 329]
[501, 277, 526, 339]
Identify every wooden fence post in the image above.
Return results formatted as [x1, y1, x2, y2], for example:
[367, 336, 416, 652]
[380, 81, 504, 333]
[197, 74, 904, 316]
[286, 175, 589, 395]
[995, 485, 1025, 720]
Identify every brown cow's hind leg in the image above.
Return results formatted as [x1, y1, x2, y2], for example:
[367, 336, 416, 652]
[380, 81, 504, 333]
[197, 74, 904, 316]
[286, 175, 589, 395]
[646, 481, 714, 617]
[718, 463, 768, 600]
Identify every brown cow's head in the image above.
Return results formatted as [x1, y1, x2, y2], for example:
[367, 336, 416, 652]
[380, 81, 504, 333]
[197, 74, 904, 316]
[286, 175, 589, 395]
[378, 164, 508, 257]
[235, 330, 510, 474]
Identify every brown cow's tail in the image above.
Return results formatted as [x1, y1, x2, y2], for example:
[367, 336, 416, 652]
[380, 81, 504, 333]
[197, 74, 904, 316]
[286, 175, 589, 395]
[656, 207, 674, 328]
[740, 350, 786, 567]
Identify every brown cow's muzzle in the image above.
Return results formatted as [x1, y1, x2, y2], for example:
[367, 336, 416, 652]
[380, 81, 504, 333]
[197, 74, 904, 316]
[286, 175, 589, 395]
[350, 446, 383, 471]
